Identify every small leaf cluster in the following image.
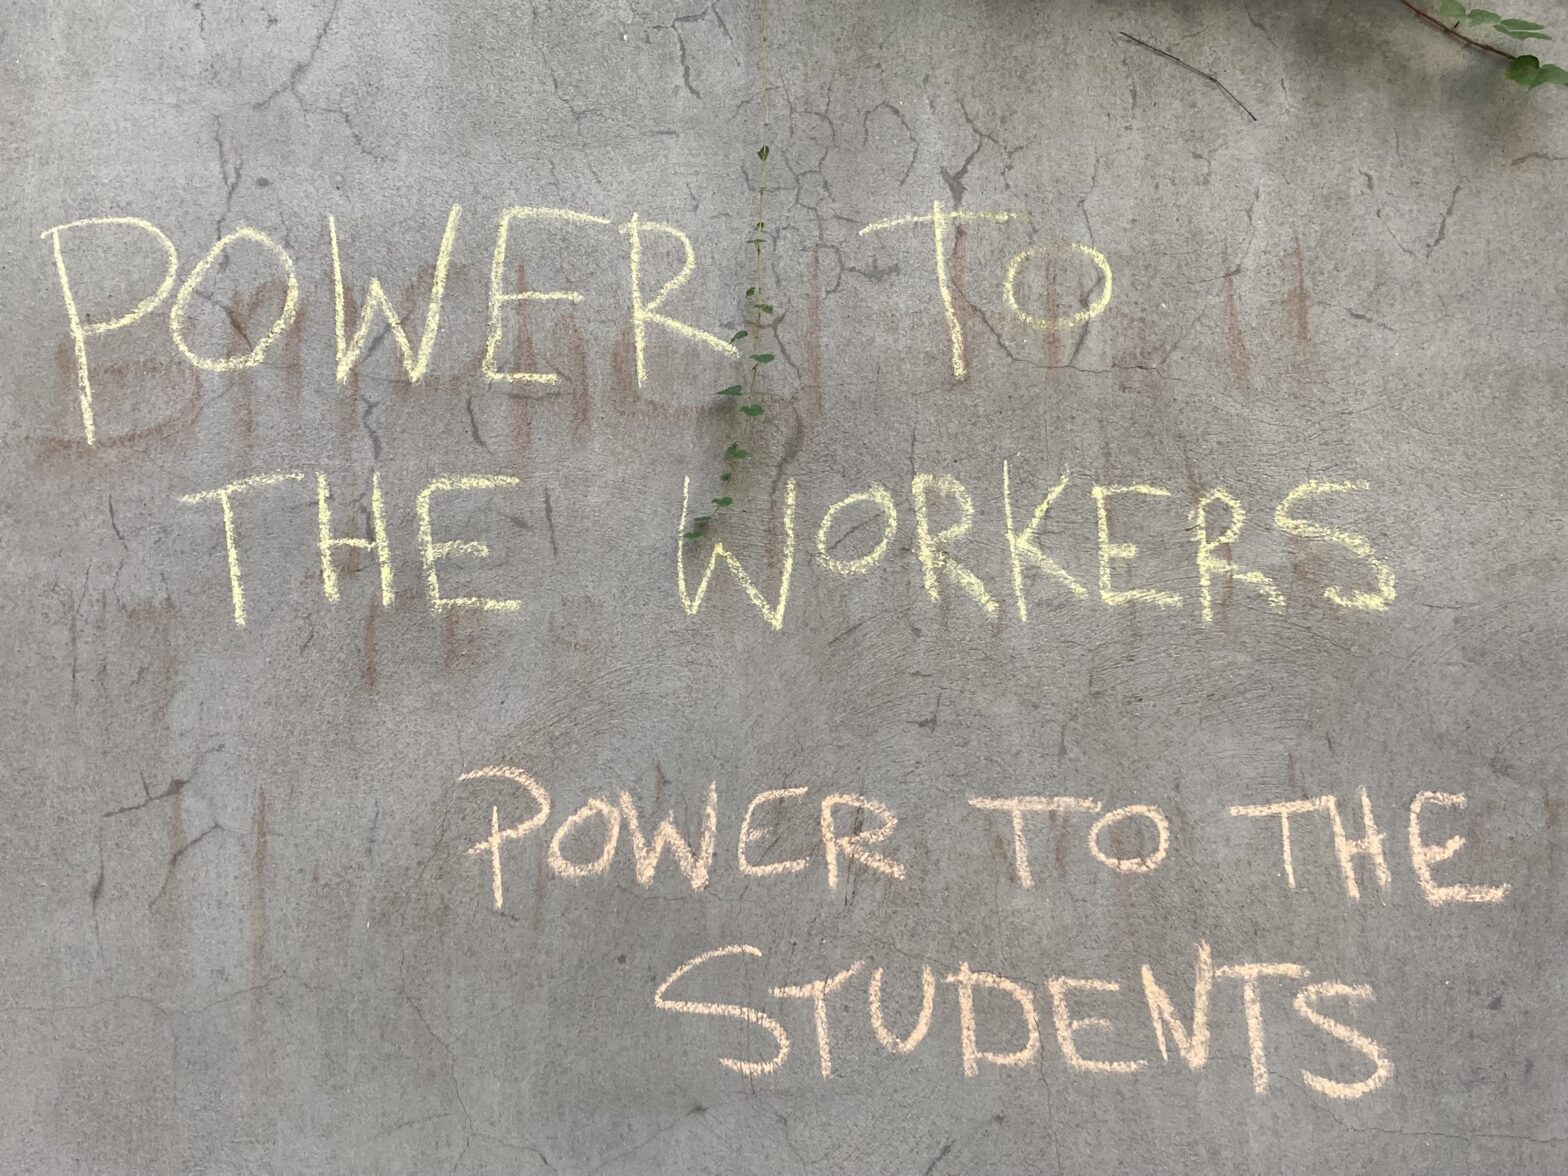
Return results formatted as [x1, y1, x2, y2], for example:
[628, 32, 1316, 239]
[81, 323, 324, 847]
[1438, 2, 1568, 87]
[1440, 1, 1549, 38]
[1505, 53, 1568, 87]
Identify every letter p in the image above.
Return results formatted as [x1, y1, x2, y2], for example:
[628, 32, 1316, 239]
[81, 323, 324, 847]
[42, 217, 179, 445]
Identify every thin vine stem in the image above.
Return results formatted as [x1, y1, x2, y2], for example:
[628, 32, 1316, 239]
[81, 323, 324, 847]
[684, 0, 775, 544]
[1395, 0, 1515, 60]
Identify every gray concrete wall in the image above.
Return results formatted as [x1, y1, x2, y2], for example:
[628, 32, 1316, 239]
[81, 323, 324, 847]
[2, 0, 1566, 1171]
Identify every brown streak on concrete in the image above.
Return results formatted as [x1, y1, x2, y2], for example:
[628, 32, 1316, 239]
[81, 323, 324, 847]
[251, 785, 269, 994]
[804, 247, 823, 423]
[1220, 248, 1252, 400]
[361, 591, 379, 694]
[38, 350, 203, 457]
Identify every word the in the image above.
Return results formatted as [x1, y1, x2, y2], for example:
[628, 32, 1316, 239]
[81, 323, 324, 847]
[178, 470, 519, 626]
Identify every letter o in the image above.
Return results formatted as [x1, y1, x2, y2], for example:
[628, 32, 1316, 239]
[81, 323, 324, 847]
[1087, 804, 1169, 873]
[547, 798, 621, 878]
[169, 226, 300, 371]
[815, 484, 898, 576]
[1003, 242, 1113, 331]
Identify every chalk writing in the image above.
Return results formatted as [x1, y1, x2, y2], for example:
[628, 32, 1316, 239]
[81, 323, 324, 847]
[172, 466, 1398, 632]
[42, 216, 179, 445]
[44, 200, 1112, 441]
[450, 766, 1513, 1099]
[332, 205, 461, 383]
[652, 942, 1393, 1099]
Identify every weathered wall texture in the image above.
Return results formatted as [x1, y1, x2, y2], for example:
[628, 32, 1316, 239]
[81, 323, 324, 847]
[2, 0, 1566, 1171]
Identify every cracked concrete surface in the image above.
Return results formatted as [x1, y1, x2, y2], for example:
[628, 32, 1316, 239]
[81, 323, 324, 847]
[1, 0, 1567, 1172]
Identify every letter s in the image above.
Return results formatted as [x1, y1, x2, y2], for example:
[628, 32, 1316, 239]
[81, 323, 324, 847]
[654, 944, 791, 1076]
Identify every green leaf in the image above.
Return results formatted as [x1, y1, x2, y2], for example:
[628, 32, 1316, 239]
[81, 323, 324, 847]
[718, 384, 743, 396]
[1506, 53, 1542, 84]
[682, 531, 700, 540]
[745, 287, 756, 296]
[1500, 27, 1552, 39]
[730, 330, 748, 342]
[739, 404, 764, 416]
[712, 496, 733, 507]
[720, 472, 732, 481]
[1498, 17, 1545, 30]
[751, 353, 774, 363]
[1463, 9, 1500, 23]
[1535, 62, 1568, 84]
[693, 515, 711, 525]
[757, 145, 770, 161]
[724, 443, 748, 461]
[754, 303, 774, 314]
[1439, 0, 1465, 20]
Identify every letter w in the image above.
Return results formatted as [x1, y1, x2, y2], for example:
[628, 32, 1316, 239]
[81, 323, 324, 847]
[620, 783, 718, 889]
[676, 477, 796, 631]
[330, 205, 461, 382]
